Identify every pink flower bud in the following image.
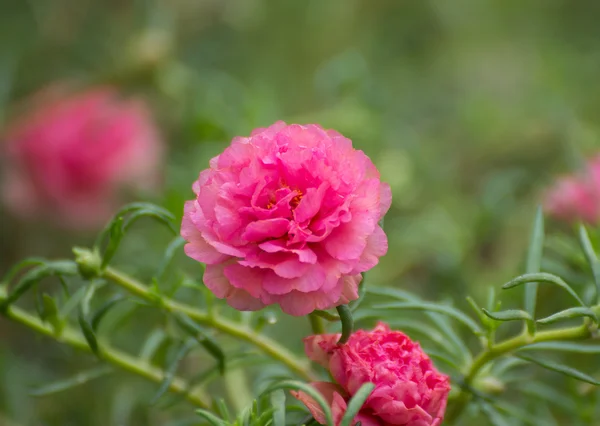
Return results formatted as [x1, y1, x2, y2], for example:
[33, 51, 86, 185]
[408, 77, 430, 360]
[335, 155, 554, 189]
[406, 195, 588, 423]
[181, 122, 391, 316]
[293, 322, 451, 426]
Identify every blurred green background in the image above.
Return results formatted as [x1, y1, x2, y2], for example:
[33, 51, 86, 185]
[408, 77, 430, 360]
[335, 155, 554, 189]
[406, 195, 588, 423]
[2, 0, 600, 425]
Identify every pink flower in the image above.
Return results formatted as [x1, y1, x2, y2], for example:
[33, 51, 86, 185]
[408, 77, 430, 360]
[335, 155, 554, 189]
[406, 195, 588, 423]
[544, 155, 600, 224]
[181, 122, 391, 316]
[293, 323, 451, 426]
[1, 86, 162, 229]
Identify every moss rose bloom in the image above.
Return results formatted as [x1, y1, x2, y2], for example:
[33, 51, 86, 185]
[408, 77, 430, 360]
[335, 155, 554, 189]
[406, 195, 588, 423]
[1, 86, 162, 229]
[293, 323, 451, 426]
[544, 155, 600, 224]
[181, 121, 391, 315]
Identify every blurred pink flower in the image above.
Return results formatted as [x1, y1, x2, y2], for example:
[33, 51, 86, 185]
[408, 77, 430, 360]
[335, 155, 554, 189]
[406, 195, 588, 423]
[1, 87, 162, 229]
[181, 121, 391, 316]
[293, 323, 451, 426]
[544, 155, 600, 224]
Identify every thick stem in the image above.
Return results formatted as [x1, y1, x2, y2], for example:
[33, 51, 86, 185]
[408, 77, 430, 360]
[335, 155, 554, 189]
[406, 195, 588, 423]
[446, 323, 591, 423]
[308, 313, 326, 335]
[102, 266, 316, 381]
[3, 304, 211, 408]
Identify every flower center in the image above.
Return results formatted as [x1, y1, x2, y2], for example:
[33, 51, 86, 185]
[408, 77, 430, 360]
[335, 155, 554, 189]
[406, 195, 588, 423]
[290, 190, 303, 209]
[265, 180, 303, 210]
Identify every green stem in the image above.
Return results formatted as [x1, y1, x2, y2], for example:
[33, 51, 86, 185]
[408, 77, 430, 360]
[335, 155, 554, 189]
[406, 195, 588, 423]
[308, 313, 326, 335]
[102, 266, 316, 381]
[446, 323, 591, 423]
[3, 304, 211, 408]
[336, 305, 354, 344]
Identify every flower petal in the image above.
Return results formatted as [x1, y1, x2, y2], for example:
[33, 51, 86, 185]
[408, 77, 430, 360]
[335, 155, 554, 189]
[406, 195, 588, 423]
[242, 218, 289, 242]
[181, 202, 229, 265]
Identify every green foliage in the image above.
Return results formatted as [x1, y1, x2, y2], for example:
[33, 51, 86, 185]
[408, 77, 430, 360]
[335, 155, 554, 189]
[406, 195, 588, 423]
[29, 366, 114, 397]
[0, 260, 78, 310]
[339, 383, 374, 426]
[95, 202, 178, 269]
[173, 313, 226, 374]
[502, 272, 585, 306]
[151, 338, 197, 405]
[481, 308, 535, 335]
[579, 225, 600, 303]
[524, 206, 544, 317]
[536, 307, 598, 325]
[516, 355, 600, 386]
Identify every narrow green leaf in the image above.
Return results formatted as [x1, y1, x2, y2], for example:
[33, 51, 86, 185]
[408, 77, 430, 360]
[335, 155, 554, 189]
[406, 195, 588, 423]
[254, 407, 277, 426]
[517, 354, 600, 385]
[264, 381, 334, 426]
[520, 382, 577, 412]
[97, 202, 176, 267]
[41, 294, 64, 335]
[95, 202, 176, 250]
[156, 236, 186, 281]
[537, 306, 598, 325]
[123, 208, 177, 235]
[478, 401, 512, 426]
[29, 366, 113, 396]
[486, 286, 497, 311]
[235, 403, 252, 426]
[185, 353, 268, 391]
[2, 257, 46, 285]
[174, 313, 225, 374]
[423, 349, 462, 371]
[78, 310, 100, 356]
[502, 272, 585, 307]
[215, 398, 231, 422]
[525, 206, 544, 318]
[466, 296, 490, 326]
[101, 217, 125, 269]
[34, 287, 45, 321]
[56, 275, 70, 297]
[490, 356, 529, 377]
[518, 341, 600, 354]
[579, 224, 600, 303]
[493, 399, 541, 426]
[80, 280, 101, 316]
[428, 312, 472, 362]
[481, 308, 534, 334]
[270, 390, 286, 426]
[91, 295, 125, 331]
[366, 287, 415, 301]
[340, 383, 374, 426]
[0, 261, 78, 310]
[59, 285, 87, 318]
[373, 302, 483, 336]
[139, 329, 170, 361]
[336, 305, 354, 344]
[195, 410, 227, 426]
[151, 338, 197, 405]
